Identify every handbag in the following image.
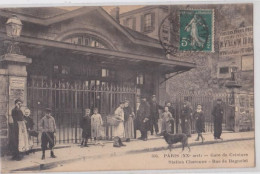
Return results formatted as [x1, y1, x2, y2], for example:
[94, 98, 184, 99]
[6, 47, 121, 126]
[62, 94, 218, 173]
[106, 115, 121, 126]
[28, 130, 39, 137]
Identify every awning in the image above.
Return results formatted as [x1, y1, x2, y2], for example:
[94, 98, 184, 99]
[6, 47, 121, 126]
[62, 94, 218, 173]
[0, 32, 196, 74]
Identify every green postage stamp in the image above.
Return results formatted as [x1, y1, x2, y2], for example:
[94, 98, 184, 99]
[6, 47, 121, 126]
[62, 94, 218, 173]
[180, 9, 214, 52]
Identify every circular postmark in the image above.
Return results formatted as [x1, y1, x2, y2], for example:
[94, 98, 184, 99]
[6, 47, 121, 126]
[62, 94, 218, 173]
[159, 9, 214, 56]
[158, 11, 180, 56]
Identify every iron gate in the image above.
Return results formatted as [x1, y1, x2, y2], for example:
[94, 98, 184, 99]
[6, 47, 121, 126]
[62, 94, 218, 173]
[27, 78, 136, 144]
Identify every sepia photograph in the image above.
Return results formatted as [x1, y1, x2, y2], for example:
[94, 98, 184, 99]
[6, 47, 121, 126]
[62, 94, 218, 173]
[0, 1, 256, 173]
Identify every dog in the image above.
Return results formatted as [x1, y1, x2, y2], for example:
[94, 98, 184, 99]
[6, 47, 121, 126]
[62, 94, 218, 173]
[162, 131, 190, 152]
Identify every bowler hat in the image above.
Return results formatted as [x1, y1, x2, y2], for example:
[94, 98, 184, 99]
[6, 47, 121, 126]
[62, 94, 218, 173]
[15, 99, 23, 104]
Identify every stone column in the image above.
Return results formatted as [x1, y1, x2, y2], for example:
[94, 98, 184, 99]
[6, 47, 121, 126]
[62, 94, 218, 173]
[0, 53, 31, 152]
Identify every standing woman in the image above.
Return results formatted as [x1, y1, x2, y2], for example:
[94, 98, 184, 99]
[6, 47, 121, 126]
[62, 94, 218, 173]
[123, 100, 135, 142]
[180, 101, 192, 137]
[113, 101, 126, 147]
[193, 104, 205, 143]
[10, 99, 29, 160]
[24, 108, 35, 154]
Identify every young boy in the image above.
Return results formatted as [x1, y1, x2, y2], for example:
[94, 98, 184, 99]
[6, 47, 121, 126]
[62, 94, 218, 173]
[39, 108, 57, 160]
[80, 108, 91, 147]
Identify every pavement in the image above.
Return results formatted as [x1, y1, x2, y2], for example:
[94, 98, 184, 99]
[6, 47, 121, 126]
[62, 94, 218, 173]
[0, 131, 255, 173]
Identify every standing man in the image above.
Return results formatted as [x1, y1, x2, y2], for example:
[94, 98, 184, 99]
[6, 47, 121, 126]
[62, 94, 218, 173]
[40, 108, 57, 160]
[150, 95, 162, 135]
[10, 99, 26, 160]
[212, 99, 224, 140]
[137, 96, 151, 141]
[180, 101, 192, 137]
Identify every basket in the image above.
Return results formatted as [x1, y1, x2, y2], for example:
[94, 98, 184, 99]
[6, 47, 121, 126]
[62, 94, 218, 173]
[106, 115, 121, 126]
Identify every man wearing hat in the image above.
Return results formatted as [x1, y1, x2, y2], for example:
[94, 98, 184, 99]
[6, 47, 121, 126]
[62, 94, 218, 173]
[137, 96, 151, 141]
[149, 95, 163, 135]
[10, 99, 26, 160]
[39, 108, 57, 159]
[212, 99, 224, 140]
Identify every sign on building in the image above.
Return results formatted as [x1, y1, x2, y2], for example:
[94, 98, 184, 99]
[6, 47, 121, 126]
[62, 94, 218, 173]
[219, 26, 253, 56]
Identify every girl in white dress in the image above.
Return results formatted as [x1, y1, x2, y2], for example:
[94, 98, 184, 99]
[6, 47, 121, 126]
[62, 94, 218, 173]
[91, 108, 103, 145]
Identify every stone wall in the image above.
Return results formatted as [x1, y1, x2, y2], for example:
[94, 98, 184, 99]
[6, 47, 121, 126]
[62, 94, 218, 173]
[0, 69, 8, 152]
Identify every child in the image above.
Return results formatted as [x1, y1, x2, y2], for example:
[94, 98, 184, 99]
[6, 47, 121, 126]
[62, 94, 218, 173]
[39, 108, 57, 160]
[193, 104, 205, 143]
[91, 108, 103, 145]
[161, 106, 174, 134]
[80, 108, 91, 147]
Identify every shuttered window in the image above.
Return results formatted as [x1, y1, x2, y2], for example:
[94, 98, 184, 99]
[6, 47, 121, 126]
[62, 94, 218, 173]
[125, 17, 136, 30]
[141, 12, 155, 33]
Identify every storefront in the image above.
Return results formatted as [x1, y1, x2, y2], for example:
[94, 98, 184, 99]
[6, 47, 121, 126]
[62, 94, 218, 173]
[0, 7, 195, 144]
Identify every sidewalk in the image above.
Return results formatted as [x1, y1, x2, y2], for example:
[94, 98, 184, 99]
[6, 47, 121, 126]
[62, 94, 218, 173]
[1, 131, 254, 173]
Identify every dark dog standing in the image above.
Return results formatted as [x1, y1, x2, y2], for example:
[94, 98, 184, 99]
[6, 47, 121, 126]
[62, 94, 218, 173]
[162, 131, 190, 152]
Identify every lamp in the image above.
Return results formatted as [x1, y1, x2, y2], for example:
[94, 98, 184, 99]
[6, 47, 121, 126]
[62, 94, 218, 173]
[5, 14, 23, 54]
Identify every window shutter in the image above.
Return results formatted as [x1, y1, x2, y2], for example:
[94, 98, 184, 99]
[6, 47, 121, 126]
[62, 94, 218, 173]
[140, 15, 144, 32]
[151, 12, 155, 31]
[133, 17, 136, 30]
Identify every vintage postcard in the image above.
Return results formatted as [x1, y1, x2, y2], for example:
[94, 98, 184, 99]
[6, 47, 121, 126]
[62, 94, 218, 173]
[0, 3, 255, 173]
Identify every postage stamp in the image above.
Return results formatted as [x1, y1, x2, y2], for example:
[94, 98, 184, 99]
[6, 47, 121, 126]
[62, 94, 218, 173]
[179, 9, 214, 52]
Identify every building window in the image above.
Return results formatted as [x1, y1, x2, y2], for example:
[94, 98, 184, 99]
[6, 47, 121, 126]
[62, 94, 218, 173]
[219, 67, 229, 74]
[63, 35, 107, 49]
[242, 55, 253, 71]
[53, 65, 59, 74]
[137, 73, 144, 85]
[143, 13, 153, 32]
[102, 68, 109, 77]
[61, 65, 70, 75]
[126, 17, 135, 30]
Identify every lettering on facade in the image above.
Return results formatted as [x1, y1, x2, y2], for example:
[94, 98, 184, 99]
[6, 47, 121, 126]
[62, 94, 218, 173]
[219, 26, 253, 56]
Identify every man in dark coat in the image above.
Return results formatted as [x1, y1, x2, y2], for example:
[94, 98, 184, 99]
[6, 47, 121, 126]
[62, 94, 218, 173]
[180, 101, 192, 137]
[212, 99, 224, 140]
[80, 108, 91, 147]
[150, 95, 163, 135]
[137, 96, 151, 141]
[10, 99, 24, 160]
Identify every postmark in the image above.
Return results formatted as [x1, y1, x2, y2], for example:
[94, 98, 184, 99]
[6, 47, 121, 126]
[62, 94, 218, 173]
[179, 9, 214, 52]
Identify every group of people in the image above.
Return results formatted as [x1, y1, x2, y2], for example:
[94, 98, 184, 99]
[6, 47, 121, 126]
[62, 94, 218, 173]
[80, 100, 135, 148]
[8, 95, 224, 160]
[9, 99, 57, 161]
[135, 95, 225, 144]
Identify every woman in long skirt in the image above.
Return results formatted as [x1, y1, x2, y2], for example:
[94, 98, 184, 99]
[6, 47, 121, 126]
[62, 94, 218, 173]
[193, 104, 205, 143]
[112, 101, 126, 147]
[123, 100, 135, 142]
[23, 108, 34, 154]
[180, 101, 192, 137]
